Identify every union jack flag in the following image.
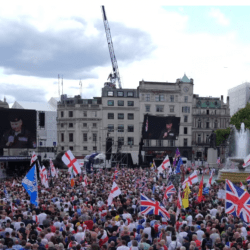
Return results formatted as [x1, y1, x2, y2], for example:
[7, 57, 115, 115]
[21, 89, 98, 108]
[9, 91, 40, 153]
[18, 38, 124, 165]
[225, 179, 250, 223]
[140, 194, 170, 220]
[247, 175, 250, 185]
[113, 170, 119, 180]
[164, 182, 176, 199]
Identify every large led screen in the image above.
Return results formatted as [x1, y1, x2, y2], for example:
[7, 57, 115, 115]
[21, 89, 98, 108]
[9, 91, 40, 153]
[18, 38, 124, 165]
[0, 109, 37, 148]
[142, 114, 180, 140]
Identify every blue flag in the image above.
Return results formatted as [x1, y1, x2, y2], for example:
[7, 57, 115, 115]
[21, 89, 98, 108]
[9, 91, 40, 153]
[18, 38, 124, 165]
[203, 187, 209, 195]
[22, 165, 38, 206]
[175, 157, 182, 174]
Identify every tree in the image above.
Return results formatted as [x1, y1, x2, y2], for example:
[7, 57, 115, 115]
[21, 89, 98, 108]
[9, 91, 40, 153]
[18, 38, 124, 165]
[230, 103, 250, 130]
[215, 127, 231, 146]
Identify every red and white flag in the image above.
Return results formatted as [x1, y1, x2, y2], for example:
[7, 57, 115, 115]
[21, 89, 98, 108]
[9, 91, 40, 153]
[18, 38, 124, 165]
[50, 159, 57, 177]
[243, 154, 250, 168]
[62, 150, 81, 176]
[99, 230, 108, 247]
[158, 155, 170, 173]
[182, 171, 198, 189]
[11, 179, 16, 187]
[30, 151, 37, 166]
[40, 166, 49, 188]
[82, 175, 88, 187]
[107, 182, 121, 206]
[207, 170, 214, 188]
[176, 188, 182, 220]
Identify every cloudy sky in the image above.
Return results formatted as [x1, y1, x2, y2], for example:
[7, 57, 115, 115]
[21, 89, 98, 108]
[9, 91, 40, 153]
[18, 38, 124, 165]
[1, 0, 250, 103]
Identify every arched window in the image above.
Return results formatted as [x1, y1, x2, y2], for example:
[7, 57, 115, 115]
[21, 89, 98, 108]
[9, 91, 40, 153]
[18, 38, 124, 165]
[198, 119, 201, 128]
[206, 119, 209, 128]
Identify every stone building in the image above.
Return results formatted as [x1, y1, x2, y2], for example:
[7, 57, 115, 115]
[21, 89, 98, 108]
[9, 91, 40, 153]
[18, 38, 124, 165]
[139, 74, 194, 162]
[192, 95, 230, 162]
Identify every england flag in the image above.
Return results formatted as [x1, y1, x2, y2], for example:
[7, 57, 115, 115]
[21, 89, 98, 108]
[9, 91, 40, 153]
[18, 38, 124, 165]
[107, 182, 121, 206]
[62, 150, 81, 176]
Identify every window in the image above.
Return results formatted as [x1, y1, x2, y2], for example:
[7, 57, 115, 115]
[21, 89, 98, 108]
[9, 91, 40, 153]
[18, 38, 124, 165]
[108, 124, 114, 132]
[108, 100, 114, 106]
[184, 96, 188, 103]
[215, 110, 217, 115]
[145, 94, 150, 101]
[184, 127, 187, 134]
[92, 99, 97, 105]
[184, 115, 188, 122]
[206, 119, 209, 128]
[83, 146, 87, 150]
[108, 91, 114, 96]
[160, 95, 165, 102]
[93, 123, 97, 128]
[184, 138, 188, 146]
[127, 91, 134, 97]
[156, 140, 163, 146]
[118, 137, 124, 146]
[69, 111, 73, 117]
[61, 133, 64, 142]
[156, 105, 164, 112]
[198, 134, 201, 143]
[214, 120, 218, 129]
[83, 100, 88, 105]
[117, 91, 124, 97]
[92, 111, 97, 117]
[83, 133, 88, 142]
[118, 125, 124, 132]
[108, 113, 114, 119]
[128, 113, 134, 120]
[128, 125, 134, 132]
[127, 101, 134, 106]
[144, 139, 150, 147]
[69, 133, 74, 142]
[83, 123, 87, 128]
[61, 123, 64, 128]
[118, 113, 124, 119]
[207, 110, 209, 115]
[206, 134, 210, 144]
[69, 146, 74, 151]
[155, 95, 160, 102]
[83, 111, 87, 117]
[61, 146, 64, 151]
[168, 140, 175, 147]
[93, 146, 97, 151]
[198, 119, 201, 128]
[182, 106, 190, 113]
[69, 123, 73, 128]
[61, 111, 64, 118]
[118, 100, 124, 106]
[145, 105, 150, 112]
[128, 137, 134, 145]
[170, 105, 174, 113]
[170, 95, 174, 102]
[93, 133, 97, 142]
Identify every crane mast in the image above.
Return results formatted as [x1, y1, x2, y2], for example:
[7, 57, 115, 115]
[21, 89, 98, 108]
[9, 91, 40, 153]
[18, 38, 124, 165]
[101, 5, 122, 89]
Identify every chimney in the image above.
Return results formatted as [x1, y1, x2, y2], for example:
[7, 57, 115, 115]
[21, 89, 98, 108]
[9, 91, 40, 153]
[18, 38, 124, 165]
[221, 95, 224, 102]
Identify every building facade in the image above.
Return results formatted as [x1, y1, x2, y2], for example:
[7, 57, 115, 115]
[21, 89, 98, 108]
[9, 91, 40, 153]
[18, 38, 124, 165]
[139, 74, 194, 162]
[192, 95, 230, 162]
[228, 82, 250, 116]
[57, 95, 102, 157]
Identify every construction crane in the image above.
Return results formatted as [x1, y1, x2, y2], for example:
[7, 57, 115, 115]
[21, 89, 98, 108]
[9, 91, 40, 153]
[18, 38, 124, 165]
[79, 79, 82, 97]
[101, 5, 122, 89]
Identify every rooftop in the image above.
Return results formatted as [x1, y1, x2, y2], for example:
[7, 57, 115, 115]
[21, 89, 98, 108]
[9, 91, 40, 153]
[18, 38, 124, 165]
[12, 101, 56, 112]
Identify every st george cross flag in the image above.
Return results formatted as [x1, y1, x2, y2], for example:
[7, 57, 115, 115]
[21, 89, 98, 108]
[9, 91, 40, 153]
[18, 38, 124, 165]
[225, 179, 250, 223]
[158, 155, 170, 173]
[50, 159, 56, 177]
[140, 194, 170, 220]
[182, 171, 198, 189]
[40, 166, 49, 188]
[247, 175, 250, 185]
[175, 157, 183, 174]
[22, 165, 38, 206]
[108, 182, 121, 206]
[243, 154, 250, 168]
[30, 151, 37, 166]
[207, 170, 214, 188]
[62, 150, 81, 176]
[82, 175, 88, 187]
[176, 188, 182, 220]
[164, 182, 176, 199]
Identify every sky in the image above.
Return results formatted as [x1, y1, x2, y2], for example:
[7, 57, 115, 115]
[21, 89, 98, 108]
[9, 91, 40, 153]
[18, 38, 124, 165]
[1, 0, 250, 103]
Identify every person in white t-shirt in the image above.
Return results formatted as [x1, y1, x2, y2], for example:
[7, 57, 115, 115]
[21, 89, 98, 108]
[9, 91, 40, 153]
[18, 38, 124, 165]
[143, 223, 152, 242]
[186, 212, 193, 227]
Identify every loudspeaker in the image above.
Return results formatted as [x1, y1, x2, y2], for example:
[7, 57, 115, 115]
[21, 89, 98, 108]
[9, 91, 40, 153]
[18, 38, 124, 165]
[106, 137, 112, 161]
[39, 112, 45, 127]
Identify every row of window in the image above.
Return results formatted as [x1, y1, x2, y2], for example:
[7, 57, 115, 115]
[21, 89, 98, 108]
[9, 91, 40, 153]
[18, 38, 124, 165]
[61, 111, 74, 118]
[197, 119, 218, 129]
[108, 125, 134, 132]
[60, 111, 98, 118]
[144, 94, 189, 103]
[61, 133, 97, 142]
[197, 134, 210, 144]
[108, 137, 134, 145]
[107, 91, 134, 97]
[107, 100, 135, 106]
[108, 113, 134, 120]
[61, 123, 98, 128]
[144, 105, 190, 113]
[144, 138, 188, 146]
[60, 146, 97, 151]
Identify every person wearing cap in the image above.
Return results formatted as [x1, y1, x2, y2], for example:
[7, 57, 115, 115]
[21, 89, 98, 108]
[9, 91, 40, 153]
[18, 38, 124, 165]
[159, 118, 176, 140]
[1, 113, 36, 148]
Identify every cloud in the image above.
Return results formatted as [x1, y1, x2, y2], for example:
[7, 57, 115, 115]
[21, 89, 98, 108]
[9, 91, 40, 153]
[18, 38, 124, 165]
[0, 83, 47, 103]
[0, 18, 154, 80]
[209, 8, 230, 26]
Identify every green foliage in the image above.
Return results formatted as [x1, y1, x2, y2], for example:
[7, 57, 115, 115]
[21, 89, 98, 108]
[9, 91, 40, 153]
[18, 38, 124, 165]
[230, 102, 250, 130]
[215, 127, 231, 146]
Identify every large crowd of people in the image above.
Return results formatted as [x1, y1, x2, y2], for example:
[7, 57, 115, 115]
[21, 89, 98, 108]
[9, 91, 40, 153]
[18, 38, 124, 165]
[0, 166, 247, 250]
